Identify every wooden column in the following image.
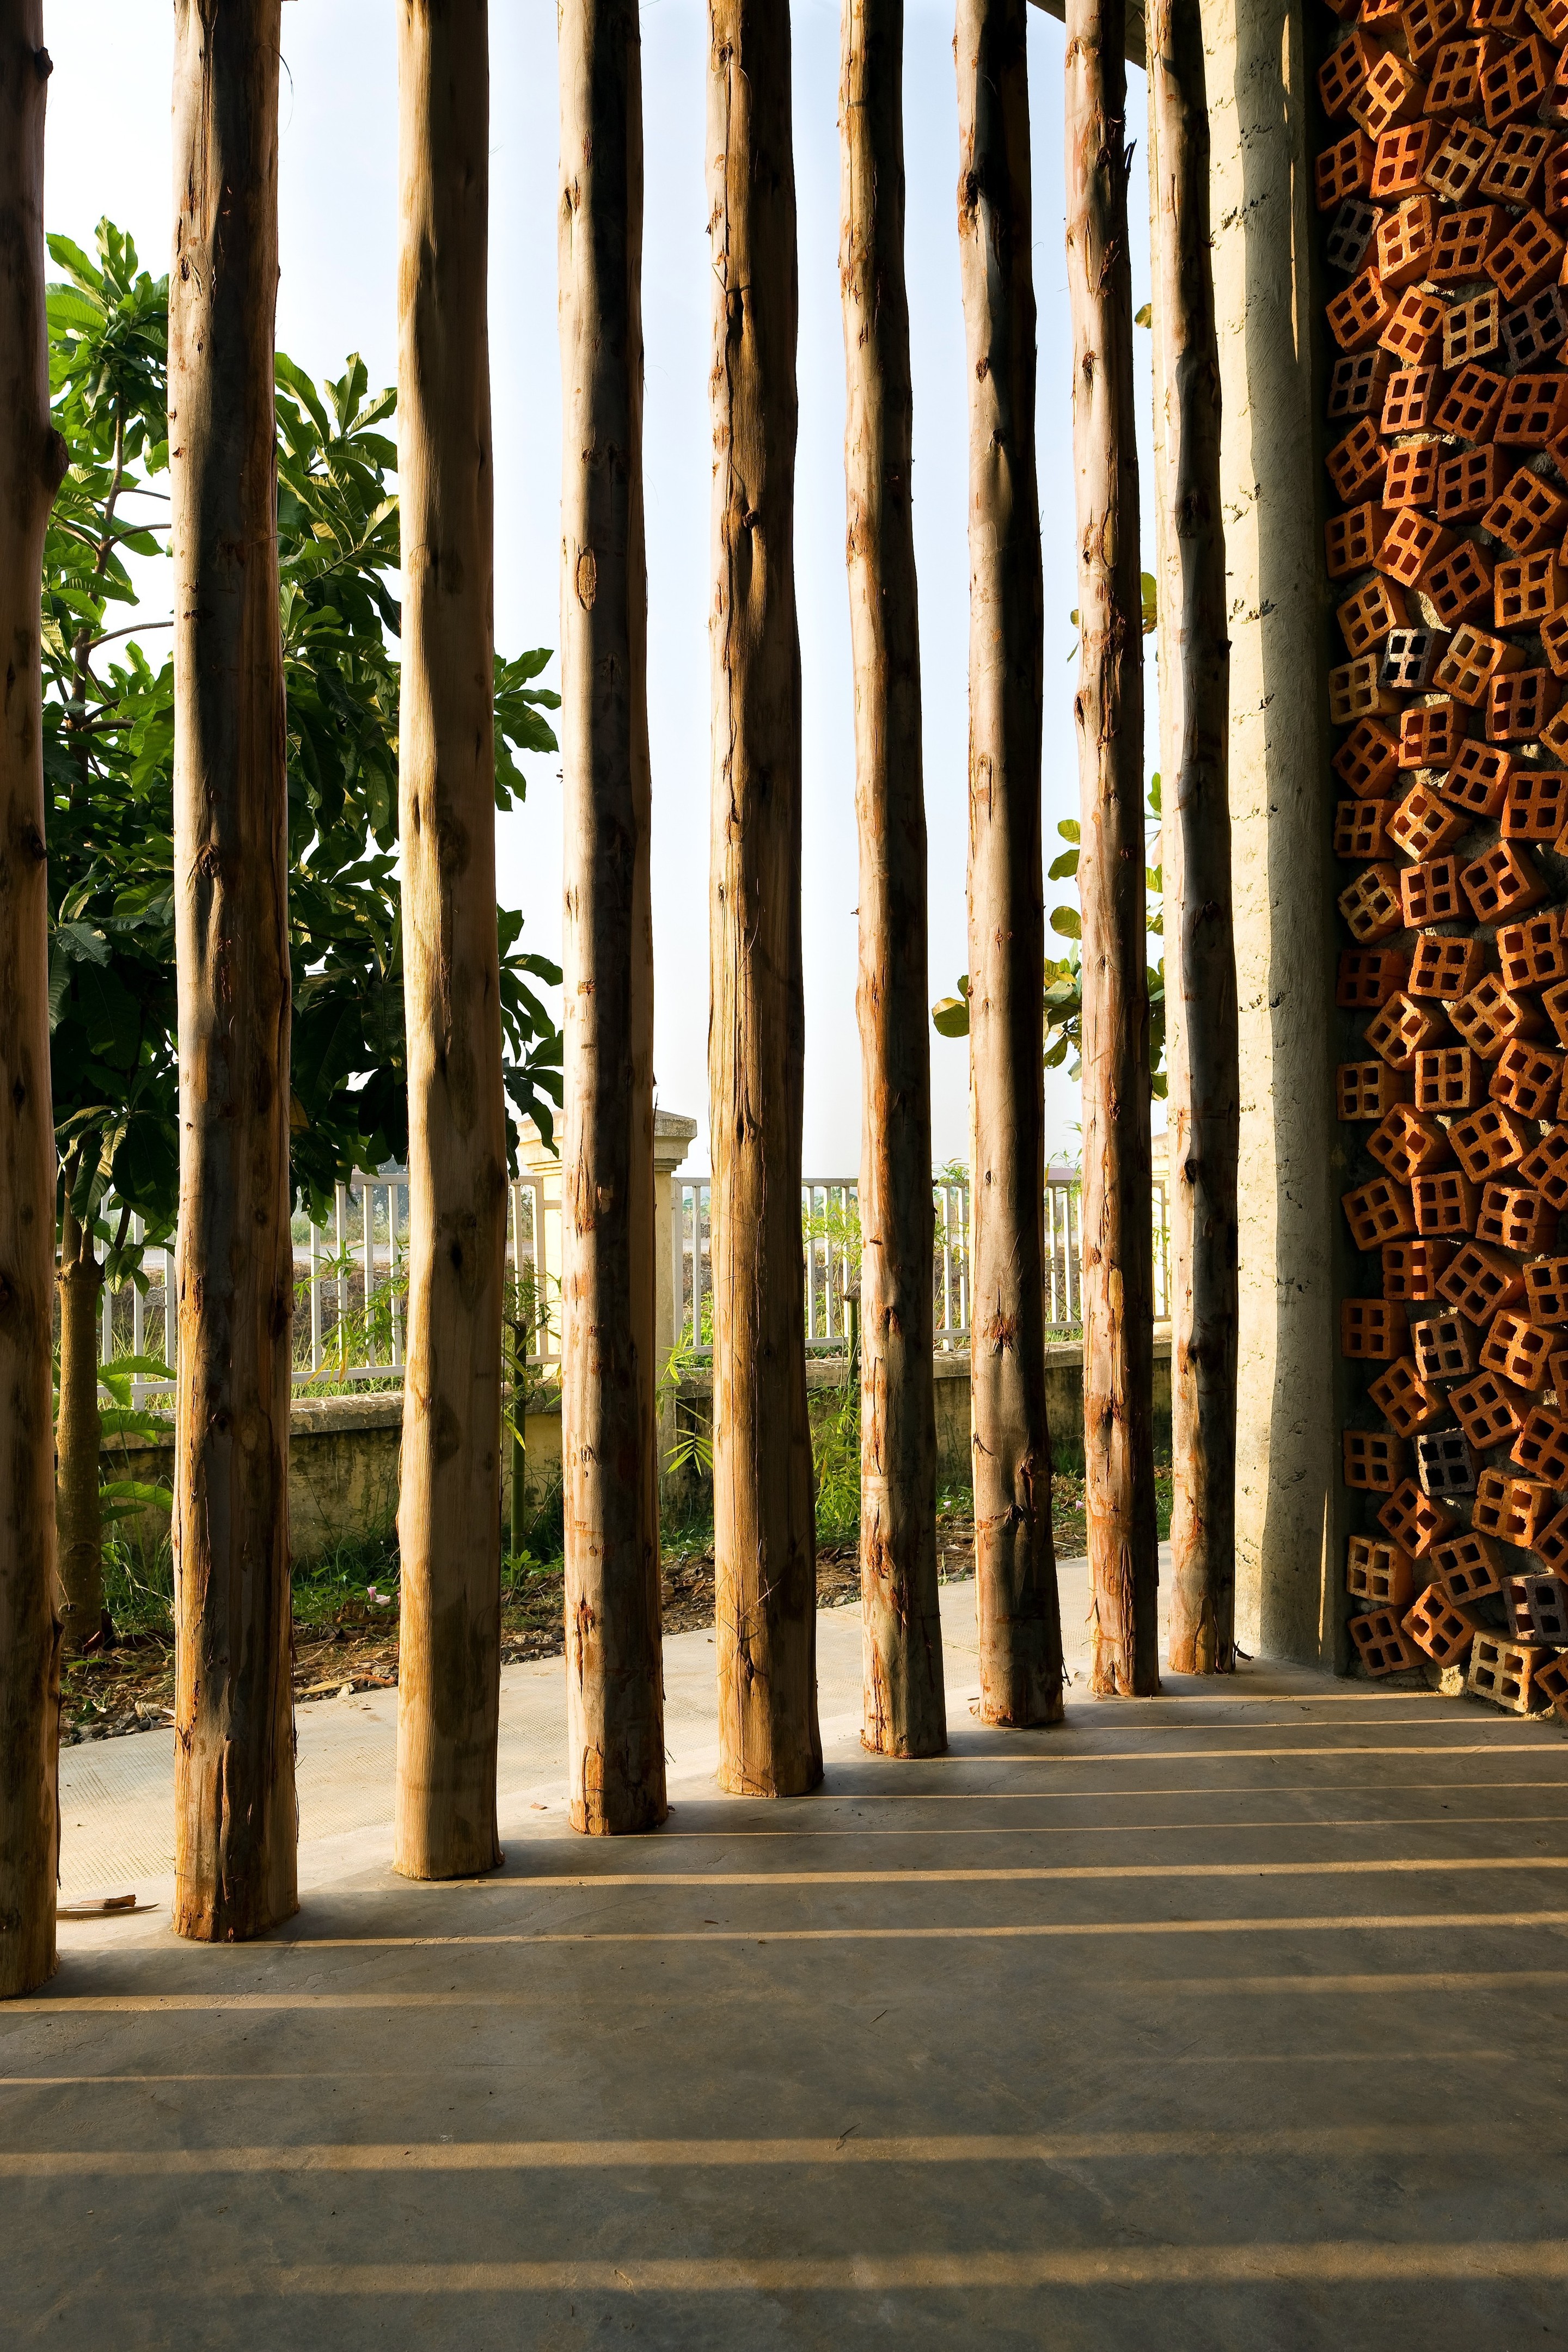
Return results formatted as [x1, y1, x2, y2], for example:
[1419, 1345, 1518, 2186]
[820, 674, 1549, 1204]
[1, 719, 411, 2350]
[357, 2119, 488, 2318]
[394, 0, 507, 1878]
[558, 0, 667, 1833]
[707, 0, 822, 1797]
[955, 0, 1067, 1727]
[1149, 0, 1238, 1674]
[0, 2, 64, 2000]
[1065, 0, 1160, 1698]
[170, 0, 297, 1940]
[840, 0, 946, 1757]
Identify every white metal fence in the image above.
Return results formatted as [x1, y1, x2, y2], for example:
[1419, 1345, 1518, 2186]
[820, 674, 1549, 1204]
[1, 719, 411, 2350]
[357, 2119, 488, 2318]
[94, 1163, 1170, 1402]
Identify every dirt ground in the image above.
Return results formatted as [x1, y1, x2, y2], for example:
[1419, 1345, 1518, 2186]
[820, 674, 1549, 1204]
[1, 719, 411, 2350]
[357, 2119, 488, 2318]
[59, 1472, 1117, 1745]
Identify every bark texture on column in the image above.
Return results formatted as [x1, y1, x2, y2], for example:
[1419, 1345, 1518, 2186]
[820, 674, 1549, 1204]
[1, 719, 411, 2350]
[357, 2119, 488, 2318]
[0, 2, 64, 2001]
[54, 1178, 104, 1653]
[841, 0, 946, 1758]
[395, 0, 506, 1879]
[558, 0, 667, 1835]
[955, 0, 1065, 1728]
[1065, 0, 1160, 1698]
[1149, 0, 1238, 1675]
[170, 0, 297, 1941]
[707, 0, 822, 1797]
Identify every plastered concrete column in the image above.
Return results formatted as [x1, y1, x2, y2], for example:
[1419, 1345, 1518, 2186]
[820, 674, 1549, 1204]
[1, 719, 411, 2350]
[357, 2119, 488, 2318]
[1205, 0, 1339, 1665]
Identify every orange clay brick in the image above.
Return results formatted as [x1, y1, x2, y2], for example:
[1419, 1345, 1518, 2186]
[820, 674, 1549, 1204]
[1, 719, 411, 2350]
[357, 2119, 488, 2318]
[1517, 1122, 1568, 1206]
[1503, 770, 1568, 840]
[1430, 201, 1505, 278]
[1339, 1058, 1414, 1117]
[1385, 440, 1444, 511]
[1494, 551, 1568, 630]
[1443, 286, 1501, 369]
[1480, 33, 1551, 127]
[1384, 289, 1450, 369]
[1404, 0, 1466, 61]
[1335, 798, 1394, 859]
[1435, 444, 1502, 520]
[1448, 1099, 1535, 1178]
[1344, 1174, 1418, 1246]
[1449, 1364, 1529, 1445]
[1369, 1101, 1453, 1181]
[1534, 1496, 1568, 1571]
[1376, 195, 1438, 288]
[1334, 716, 1401, 796]
[1460, 840, 1545, 921]
[1338, 947, 1410, 1007]
[1536, 1651, 1568, 1718]
[1468, 1631, 1551, 1712]
[1541, 609, 1568, 679]
[1435, 362, 1508, 440]
[1473, 1467, 1554, 1545]
[1489, 1036, 1566, 1117]
[1384, 1236, 1454, 1296]
[1327, 199, 1380, 278]
[1543, 977, 1568, 1045]
[1378, 1475, 1455, 1553]
[1431, 1526, 1504, 1602]
[1552, 1344, 1568, 1394]
[1326, 267, 1397, 352]
[1423, 540, 1494, 627]
[1412, 1309, 1477, 1379]
[1498, 910, 1568, 989]
[1339, 577, 1408, 655]
[1476, 1180, 1555, 1252]
[1481, 1307, 1558, 1388]
[1549, 38, 1568, 122]
[1487, 208, 1565, 304]
[1495, 371, 1568, 444]
[1547, 138, 1568, 218]
[1500, 283, 1568, 365]
[1512, 1405, 1568, 1482]
[1541, 707, 1568, 760]
[1330, 656, 1401, 725]
[1342, 1296, 1410, 1358]
[1380, 366, 1445, 438]
[1330, 345, 1395, 419]
[1399, 856, 1463, 926]
[1350, 1609, 1424, 1675]
[1425, 115, 1495, 197]
[1325, 500, 1387, 579]
[1438, 1235, 1528, 1319]
[1327, 421, 1390, 507]
[1344, 1428, 1408, 1490]
[1479, 120, 1557, 201]
[1339, 861, 1407, 943]
[1356, 51, 1428, 136]
[1403, 1583, 1481, 1664]
[1486, 668, 1559, 742]
[1482, 465, 1568, 553]
[1415, 1045, 1480, 1108]
[1474, 0, 1528, 30]
[1434, 624, 1522, 707]
[1375, 120, 1442, 194]
[1365, 992, 1450, 1068]
[1503, 1571, 1568, 1641]
[1425, 38, 1497, 118]
[1319, 127, 1376, 205]
[1408, 933, 1482, 997]
[1377, 509, 1451, 585]
[1524, 1254, 1568, 1320]
[1320, 28, 1380, 117]
[1390, 780, 1466, 854]
[1347, 1532, 1417, 1606]
[1439, 736, 1511, 817]
[1382, 628, 1447, 694]
[1450, 971, 1540, 1057]
[1412, 1166, 1480, 1232]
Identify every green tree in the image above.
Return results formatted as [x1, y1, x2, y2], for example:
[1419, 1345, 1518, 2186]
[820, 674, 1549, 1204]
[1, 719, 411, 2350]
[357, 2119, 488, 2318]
[41, 218, 563, 1647]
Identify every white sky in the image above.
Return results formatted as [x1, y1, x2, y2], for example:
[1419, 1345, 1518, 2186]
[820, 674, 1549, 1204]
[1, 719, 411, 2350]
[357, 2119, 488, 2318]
[41, 0, 1156, 1178]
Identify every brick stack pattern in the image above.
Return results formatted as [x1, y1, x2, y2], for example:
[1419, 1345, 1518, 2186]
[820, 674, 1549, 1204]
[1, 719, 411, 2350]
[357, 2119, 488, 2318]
[1322, 0, 1568, 1716]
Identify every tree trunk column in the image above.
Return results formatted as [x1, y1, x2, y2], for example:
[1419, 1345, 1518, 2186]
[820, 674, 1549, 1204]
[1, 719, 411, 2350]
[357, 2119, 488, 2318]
[558, 0, 667, 1836]
[0, 1, 64, 2002]
[394, 0, 507, 1881]
[1148, 0, 1238, 1675]
[707, 0, 822, 1798]
[169, 0, 297, 1942]
[1065, 0, 1160, 1699]
[56, 1186, 105, 1655]
[840, 0, 946, 1759]
[955, 0, 1066, 1729]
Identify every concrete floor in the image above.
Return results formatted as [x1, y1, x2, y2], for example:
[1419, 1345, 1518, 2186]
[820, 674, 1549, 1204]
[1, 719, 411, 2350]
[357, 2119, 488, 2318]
[7, 1558, 1568, 2347]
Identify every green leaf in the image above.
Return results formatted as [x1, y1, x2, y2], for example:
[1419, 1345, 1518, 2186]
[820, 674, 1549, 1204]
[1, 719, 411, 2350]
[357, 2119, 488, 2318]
[1141, 572, 1158, 635]
[1147, 774, 1161, 816]
[1135, 303, 1152, 327]
[932, 996, 970, 1038]
[1056, 819, 1080, 844]
[1050, 906, 1082, 940]
[1048, 849, 1080, 881]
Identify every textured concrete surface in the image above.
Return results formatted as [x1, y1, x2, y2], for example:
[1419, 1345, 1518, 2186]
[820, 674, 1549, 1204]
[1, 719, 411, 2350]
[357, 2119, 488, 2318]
[9, 1561, 1568, 2347]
